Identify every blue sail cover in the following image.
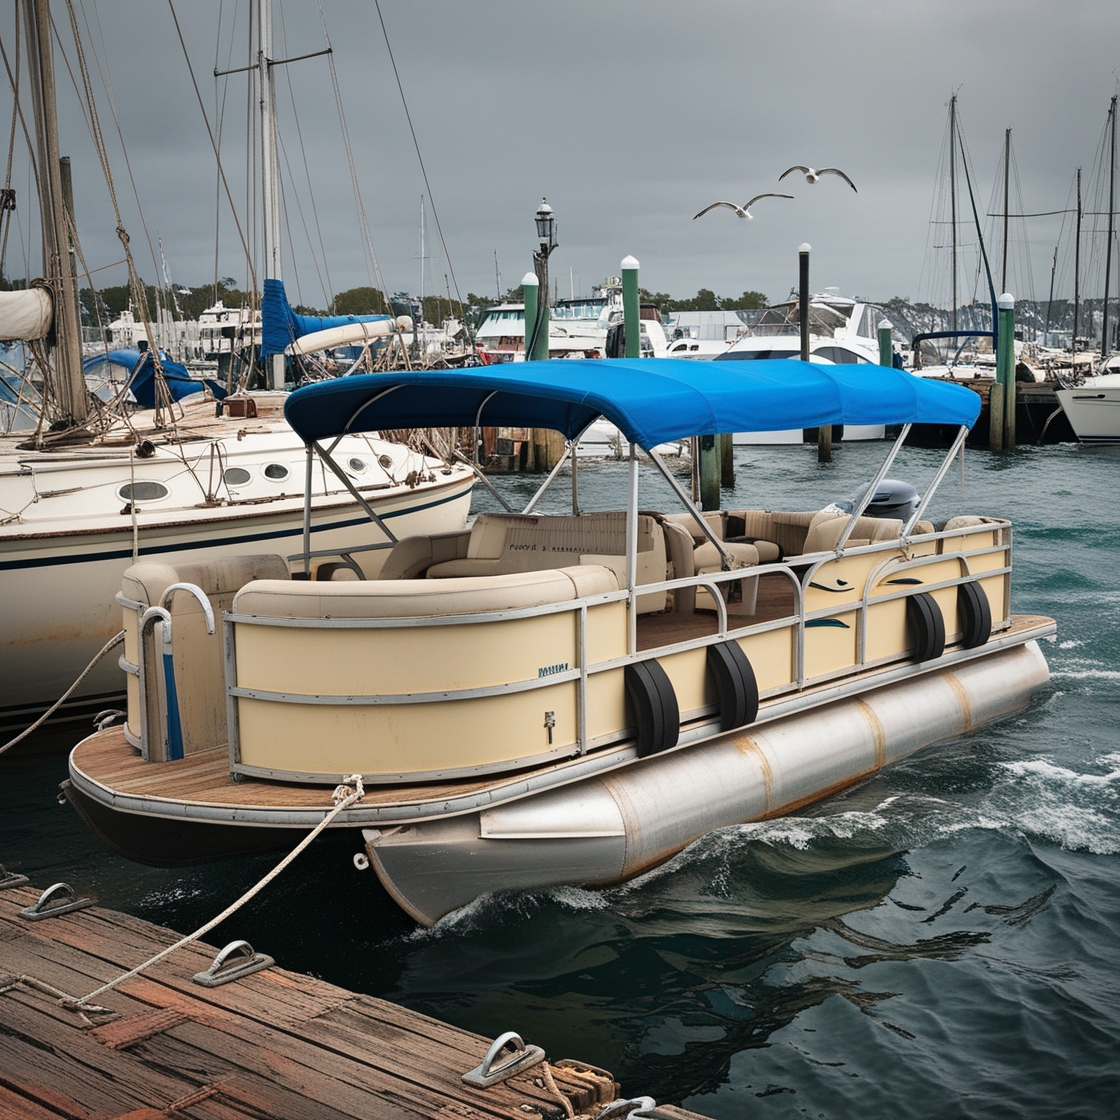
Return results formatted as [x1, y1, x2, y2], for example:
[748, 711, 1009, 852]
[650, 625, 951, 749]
[261, 278, 393, 357]
[83, 349, 227, 408]
[284, 358, 982, 447]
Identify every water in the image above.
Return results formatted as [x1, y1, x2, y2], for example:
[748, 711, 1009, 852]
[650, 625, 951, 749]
[4, 441, 1120, 1118]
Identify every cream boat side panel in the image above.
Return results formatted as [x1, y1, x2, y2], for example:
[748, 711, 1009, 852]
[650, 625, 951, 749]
[656, 648, 716, 716]
[863, 599, 909, 664]
[804, 610, 861, 679]
[235, 681, 580, 776]
[232, 593, 627, 695]
[586, 668, 627, 743]
[233, 612, 580, 696]
[737, 626, 797, 693]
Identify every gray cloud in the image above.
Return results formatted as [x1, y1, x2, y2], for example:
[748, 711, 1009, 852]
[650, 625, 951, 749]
[3, 0, 1118, 309]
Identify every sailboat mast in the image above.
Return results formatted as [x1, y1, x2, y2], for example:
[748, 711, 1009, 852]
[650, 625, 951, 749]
[258, 0, 284, 389]
[1008, 126, 1016, 297]
[419, 195, 425, 304]
[23, 0, 87, 425]
[1102, 95, 1116, 360]
[949, 94, 958, 334]
[1074, 167, 1082, 361]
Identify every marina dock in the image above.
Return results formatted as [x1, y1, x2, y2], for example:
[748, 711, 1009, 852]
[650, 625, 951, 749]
[0, 882, 710, 1119]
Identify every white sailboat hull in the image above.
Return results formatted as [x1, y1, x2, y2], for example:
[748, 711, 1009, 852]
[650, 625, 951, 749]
[1055, 376, 1120, 441]
[0, 447, 472, 727]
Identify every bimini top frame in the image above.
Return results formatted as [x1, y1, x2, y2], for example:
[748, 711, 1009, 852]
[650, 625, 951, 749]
[286, 357, 981, 579]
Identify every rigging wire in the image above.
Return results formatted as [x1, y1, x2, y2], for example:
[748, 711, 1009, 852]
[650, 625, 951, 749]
[166, 0, 257, 294]
[57, 0, 175, 425]
[370, 0, 472, 342]
[314, 2, 391, 309]
[275, 4, 334, 310]
[0, 3, 21, 280]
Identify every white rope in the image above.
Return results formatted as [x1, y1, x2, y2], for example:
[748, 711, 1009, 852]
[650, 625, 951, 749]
[64, 775, 366, 1010]
[541, 1061, 577, 1119]
[0, 630, 126, 756]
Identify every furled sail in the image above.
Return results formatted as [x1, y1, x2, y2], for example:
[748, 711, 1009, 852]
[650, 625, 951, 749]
[0, 287, 52, 341]
[261, 278, 392, 357]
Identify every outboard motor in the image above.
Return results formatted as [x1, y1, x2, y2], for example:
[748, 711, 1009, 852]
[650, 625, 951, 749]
[829, 479, 920, 521]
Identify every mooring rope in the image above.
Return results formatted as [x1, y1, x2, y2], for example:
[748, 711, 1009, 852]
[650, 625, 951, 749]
[62, 775, 366, 1011]
[0, 630, 126, 757]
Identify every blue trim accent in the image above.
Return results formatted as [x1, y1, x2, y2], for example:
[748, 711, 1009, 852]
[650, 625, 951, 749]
[0, 484, 469, 573]
[805, 619, 851, 629]
[162, 650, 184, 760]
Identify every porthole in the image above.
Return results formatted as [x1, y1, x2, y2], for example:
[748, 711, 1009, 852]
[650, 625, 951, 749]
[347, 457, 367, 474]
[377, 454, 394, 470]
[223, 467, 252, 486]
[118, 481, 169, 502]
[263, 463, 289, 481]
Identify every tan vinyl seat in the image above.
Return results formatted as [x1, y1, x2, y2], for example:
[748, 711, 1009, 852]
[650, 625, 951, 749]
[233, 564, 619, 620]
[423, 511, 669, 612]
[800, 510, 904, 554]
[377, 529, 471, 580]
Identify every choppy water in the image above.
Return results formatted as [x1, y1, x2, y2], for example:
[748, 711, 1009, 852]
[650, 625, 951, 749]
[4, 441, 1120, 1118]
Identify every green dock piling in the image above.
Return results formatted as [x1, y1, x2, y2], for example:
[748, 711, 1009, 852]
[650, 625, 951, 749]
[622, 256, 640, 359]
[997, 293, 1016, 448]
[878, 319, 893, 367]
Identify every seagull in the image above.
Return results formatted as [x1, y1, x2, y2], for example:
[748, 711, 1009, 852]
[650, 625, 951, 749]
[693, 193, 793, 220]
[779, 166, 857, 192]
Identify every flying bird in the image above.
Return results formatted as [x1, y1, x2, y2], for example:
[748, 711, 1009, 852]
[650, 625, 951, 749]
[779, 165, 857, 191]
[693, 193, 793, 220]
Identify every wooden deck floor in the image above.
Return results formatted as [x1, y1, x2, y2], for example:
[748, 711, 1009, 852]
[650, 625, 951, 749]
[0, 883, 710, 1119]
[637, 571, 795, 649]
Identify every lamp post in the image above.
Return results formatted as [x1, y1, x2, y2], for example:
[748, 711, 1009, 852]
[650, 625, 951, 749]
[530, 198, 557, 362]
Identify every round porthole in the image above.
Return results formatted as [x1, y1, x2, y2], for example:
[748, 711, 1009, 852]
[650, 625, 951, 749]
[347, 457, 367, 474]
[223, 467, 252, 486]
[377, 454, 394, 470]
[118, 480, 169, 502]
[263, 463, 289, 481]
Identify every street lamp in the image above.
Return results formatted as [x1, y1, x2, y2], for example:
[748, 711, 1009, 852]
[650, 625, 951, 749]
[529, 198, 558, 361]
[535, 198, 557, 253]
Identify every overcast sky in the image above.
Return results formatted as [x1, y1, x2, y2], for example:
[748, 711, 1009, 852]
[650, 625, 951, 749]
[3, 0, 1119, 310]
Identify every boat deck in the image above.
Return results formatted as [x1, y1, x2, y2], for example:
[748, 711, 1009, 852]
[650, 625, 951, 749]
[70, 612, 1055, 823]
[637, 570, 795, 649]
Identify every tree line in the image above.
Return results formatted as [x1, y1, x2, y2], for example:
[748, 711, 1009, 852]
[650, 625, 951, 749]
[57, 279, 770, 331]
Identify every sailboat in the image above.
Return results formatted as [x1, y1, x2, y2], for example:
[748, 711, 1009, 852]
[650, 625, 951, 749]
[1056, 96, 1120, 440]
[0, 0, 472, 731]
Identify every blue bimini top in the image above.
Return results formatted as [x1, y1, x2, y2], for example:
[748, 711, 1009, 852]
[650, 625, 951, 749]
[283, 357, 981, 449]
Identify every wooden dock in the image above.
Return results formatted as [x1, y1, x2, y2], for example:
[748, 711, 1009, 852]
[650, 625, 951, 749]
[0, 882, 710, 1119]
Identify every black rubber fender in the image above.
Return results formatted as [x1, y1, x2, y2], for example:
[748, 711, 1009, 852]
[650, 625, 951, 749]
[957, 580, 992, 649]
[906, 591, 946, 662]
[624, 659, 680, 758]
[706, 641, 760, 732]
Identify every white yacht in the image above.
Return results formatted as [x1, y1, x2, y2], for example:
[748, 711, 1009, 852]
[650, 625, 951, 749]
[1055, 372, 1120, 441]
[475, 281, 670, 364]
[716, 290, 894, 443]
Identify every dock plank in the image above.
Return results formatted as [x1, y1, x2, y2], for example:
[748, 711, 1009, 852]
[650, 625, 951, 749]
[0, 885, 639, 1119]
